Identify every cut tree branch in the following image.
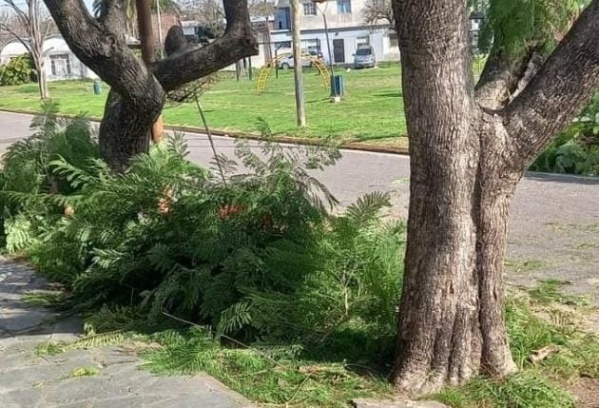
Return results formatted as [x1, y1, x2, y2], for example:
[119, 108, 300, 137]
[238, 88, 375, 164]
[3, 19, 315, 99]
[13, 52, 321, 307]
[502, 0, 599, 169]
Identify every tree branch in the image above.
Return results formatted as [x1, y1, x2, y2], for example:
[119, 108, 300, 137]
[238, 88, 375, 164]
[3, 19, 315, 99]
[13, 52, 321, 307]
[43, 0, 154, 101]
[0, 21, 33, 53]
[502, 0, 599, 169]
[475, 45, 541, 110]
[154, 0, 258, 92]
[96, 0, 128, 35]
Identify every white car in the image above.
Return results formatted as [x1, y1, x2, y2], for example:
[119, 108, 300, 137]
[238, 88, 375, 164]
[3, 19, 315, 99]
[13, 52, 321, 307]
[276, 49, 327, 69]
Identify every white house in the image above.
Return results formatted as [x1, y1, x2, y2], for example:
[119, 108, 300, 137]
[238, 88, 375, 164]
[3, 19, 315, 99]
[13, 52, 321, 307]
[269, 0, 397, 66]
[0, 34, 98, 81]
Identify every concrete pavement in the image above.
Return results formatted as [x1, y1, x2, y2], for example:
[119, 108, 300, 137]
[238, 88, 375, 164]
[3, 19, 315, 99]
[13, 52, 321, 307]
[0, 258, 254, 408]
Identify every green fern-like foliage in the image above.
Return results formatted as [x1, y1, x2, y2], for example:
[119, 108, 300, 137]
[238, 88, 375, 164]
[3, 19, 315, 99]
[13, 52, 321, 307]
[1, 111, 405, 349]
[476, 0, 585, 57]
[0, 101, 100, 250]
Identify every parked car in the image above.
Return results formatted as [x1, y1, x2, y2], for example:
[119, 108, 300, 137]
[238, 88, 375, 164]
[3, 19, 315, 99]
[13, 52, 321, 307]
[353, 45, 376, 69]
[277, 49, 327, 69]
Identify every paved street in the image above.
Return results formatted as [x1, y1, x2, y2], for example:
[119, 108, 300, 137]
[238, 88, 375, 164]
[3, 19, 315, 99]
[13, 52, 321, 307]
[0, 110, 598, 406]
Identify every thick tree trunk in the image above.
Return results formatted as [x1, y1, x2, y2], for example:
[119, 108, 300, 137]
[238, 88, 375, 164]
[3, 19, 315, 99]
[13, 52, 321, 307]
[99, 85, 164, 172]
[391, 117, 520, 394]
[392, 0, 599, 395]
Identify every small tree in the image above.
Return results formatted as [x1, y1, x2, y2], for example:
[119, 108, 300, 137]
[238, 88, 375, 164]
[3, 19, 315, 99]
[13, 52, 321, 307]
[43, 0, 258, 172]
[0, 0, 54, 99]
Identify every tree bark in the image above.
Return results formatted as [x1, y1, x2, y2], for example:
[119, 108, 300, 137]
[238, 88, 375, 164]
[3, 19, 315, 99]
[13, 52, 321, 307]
[392, 0, 599, 395]
[43, 0, 258, 171]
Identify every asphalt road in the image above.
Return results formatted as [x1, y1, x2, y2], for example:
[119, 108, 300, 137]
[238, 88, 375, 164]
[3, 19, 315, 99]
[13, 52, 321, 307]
[1, 111, 598, 301]
[0, 111, 410, 209]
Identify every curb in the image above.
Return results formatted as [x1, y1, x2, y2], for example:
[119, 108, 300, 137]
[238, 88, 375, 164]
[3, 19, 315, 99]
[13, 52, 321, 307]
[0, 108, 410, 156]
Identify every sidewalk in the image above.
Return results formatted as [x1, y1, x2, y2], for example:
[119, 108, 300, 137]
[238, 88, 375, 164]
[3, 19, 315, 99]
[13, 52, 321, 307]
[0, 258, 254, 408]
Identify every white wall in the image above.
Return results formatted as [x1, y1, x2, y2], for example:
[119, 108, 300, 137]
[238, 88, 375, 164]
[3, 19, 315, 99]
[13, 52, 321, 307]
[0, 40, 28, 65]
[275, 0, 386, 31]
[0, 35, 98, 81]
[270, 25, 389, 66]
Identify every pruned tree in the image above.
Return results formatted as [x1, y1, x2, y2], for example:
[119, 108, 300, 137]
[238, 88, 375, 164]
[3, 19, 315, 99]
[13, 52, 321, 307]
[362, 0, 392, 26]
[392, 0, 599, 395]
[0, 0, 54, 99]
[43, 0, 258, 171]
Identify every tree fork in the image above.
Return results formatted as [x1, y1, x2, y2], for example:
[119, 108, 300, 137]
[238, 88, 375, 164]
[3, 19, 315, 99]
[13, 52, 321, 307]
[392, 0, 599, 395]
[44, 0, 258, 171]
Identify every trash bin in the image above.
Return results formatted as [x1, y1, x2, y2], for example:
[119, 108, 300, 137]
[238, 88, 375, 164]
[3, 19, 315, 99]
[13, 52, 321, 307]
[330, 74, 344, 97]
[93, 80, 102, 95]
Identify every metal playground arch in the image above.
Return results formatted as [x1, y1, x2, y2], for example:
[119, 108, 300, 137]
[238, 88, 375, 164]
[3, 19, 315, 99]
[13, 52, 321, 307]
[255, 53, 331, 94]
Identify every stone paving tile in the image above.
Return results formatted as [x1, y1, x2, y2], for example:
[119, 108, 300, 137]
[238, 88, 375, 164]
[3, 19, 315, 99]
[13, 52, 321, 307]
[0, 257, 255, 408]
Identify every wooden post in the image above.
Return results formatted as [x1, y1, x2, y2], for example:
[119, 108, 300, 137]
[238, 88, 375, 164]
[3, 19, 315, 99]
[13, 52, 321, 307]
[290, 0, 306, 126]
[136, 0, 163, 143]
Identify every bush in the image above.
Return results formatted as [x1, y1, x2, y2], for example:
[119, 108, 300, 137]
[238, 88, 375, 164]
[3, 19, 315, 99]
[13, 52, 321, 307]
[0, 54, 36, 86]
[532, 94, 599, 176]
[1, 111, 405, 347]
[0, 102, 99, 250]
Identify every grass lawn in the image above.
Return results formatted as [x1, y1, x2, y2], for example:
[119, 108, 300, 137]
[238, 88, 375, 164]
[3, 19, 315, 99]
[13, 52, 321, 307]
[0, 64, 408, 146]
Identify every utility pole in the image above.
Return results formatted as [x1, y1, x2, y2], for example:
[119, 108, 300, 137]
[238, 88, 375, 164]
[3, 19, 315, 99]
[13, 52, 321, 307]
[136, 0, 163, 143]
[155, 0, 164, 58]
[290, 0, 306, 126]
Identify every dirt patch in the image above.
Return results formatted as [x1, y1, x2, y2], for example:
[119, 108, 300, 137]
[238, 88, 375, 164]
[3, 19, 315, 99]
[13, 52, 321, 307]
[571, 378, 599, 408]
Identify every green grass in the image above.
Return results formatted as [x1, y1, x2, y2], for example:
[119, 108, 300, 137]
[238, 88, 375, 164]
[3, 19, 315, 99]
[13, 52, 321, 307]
[32, 283, 599, 408]
[0, 65, 409, 145]
[21, 291, 66, 308]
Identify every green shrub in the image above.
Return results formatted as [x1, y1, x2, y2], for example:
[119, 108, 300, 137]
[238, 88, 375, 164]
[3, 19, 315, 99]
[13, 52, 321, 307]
[0, 102, 100, 250]
[0, 54, 36, 86]
[532, 93, 599, 176]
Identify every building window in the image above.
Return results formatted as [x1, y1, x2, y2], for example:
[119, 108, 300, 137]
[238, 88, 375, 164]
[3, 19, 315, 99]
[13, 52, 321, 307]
[357, 36, 369, 46]
[302, 38, 320, 50]
[275, 41, 292, 51]
[275, 7, 291, 30]
[303, 2, 317, 15]
[337, 0, 351, 14]
[50, 54, 72, 77]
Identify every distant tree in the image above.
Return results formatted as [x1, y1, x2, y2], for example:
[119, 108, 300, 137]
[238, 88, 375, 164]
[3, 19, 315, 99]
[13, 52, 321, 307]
[0, 0, 54, 99]
[362, 0, 392, 26]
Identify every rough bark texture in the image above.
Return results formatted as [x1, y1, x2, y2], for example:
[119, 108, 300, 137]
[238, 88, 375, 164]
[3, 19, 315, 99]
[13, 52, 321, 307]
[392, 0, 599, 395]
[43, 0, 258, 171]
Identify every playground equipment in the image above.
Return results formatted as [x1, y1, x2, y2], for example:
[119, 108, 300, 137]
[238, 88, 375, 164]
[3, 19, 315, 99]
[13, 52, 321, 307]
[256, 53, 331, 94]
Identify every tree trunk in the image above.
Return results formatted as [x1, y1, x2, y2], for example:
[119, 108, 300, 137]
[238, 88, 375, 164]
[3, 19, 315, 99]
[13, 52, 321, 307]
[99, 85, 165, 173]
[392, 0, 599, 395]
[391, 113, 520, 394]
[38, 65, 49, 99]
